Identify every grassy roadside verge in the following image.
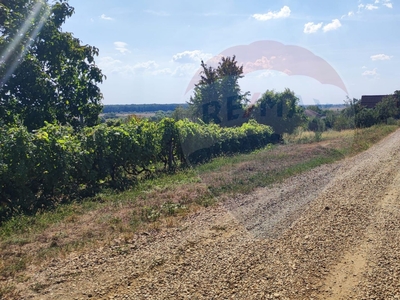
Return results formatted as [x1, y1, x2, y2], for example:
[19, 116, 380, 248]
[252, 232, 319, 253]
[0, 124, 398, 297]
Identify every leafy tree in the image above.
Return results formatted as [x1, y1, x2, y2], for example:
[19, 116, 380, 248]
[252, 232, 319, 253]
[0, 0, 105, 130]
[323, 110, 338, 129]
[171, 105, 192, 121]
[375, 95, 399, 123]
[149, 110, 172, 122]
[216, 56, 249, 126]
[188, 60, 220, 122]
[250, 88, 306, 135]
[355, 108, 377, 128]
[188, 56, 248, 127]
[308, 117, 325, 132]
[333, 97, 359, 130]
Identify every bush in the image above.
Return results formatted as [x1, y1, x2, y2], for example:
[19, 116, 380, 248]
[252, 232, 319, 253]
[355, 108, 377, 128]
[0, 123, 80, 217]
[0, 118, 274, 221]
[308, 118, 326, 132]
[176, 119, 273, 165]
[386, 117, 397, 125]
[375, 97, 399, 123]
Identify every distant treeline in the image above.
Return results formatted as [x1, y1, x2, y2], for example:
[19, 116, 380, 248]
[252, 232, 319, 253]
[102, 104, 189, 113]
[303, 104, 345, 109]
[102, 103, 344, 114]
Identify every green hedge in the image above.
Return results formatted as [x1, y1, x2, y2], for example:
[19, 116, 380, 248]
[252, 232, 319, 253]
[0, 118, 273, 220]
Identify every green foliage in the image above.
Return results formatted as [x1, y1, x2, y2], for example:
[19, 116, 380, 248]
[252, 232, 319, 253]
[0, 123, 80, 215]
[330, 98, 357, 130]
[80, 118, 159, 191]
[171, 105, 192, 121]
[158, 118, 181, 170]
[0, 118, 274, 222]
[323, 110, 337, 129]
[308, 117, 326, 132]
[355, 108, 377, 128]
[0, 0, 105, 130]
[335, 93, 400, 129]
[374, 96, 399, 123]
[250, 88, 307, 135]
[149, 110, 173, 122]
[177, 119, 273, 165]
[386, 117, 397, 125]
[188, 56, 249, 126]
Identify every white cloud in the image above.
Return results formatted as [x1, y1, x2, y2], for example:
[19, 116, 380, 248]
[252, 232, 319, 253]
[375, 0, 393, 8]
[258, 70, 275, 78]
[383, 2, 393, 8]
[342, 11, 355, 19]
[98, 57, 122, 72]
[358, 1, 392, 12]
[171, 64, 199, 77]
[114, 42, 130, 54]
[152, 68, 173, 76]
[144, 10, 170, 16]
[304, 22, 323, 34]
[172, 50, 213, 64]
[362, 66, 368, 69]
[100, 14, 113, 21]
[253, 6, 291, 21]
[153, 64, 200, 77]
[98, 55, 199, 78]
[365, 4, 379, 10]
[371, 54, 392, 60]
[256, 70, 287, 78]
[132, 61, 159, 72]
[98, 57, 160, 76]
[362, 68, 378, 76]
[323, 19, 342, 32]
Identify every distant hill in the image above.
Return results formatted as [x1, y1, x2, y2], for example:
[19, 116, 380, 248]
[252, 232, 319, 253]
[102, 104, 189, 114]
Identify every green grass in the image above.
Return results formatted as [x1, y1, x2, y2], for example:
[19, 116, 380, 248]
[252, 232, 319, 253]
[0, 169, 201, 239]
[195, 144, 276, 173]
[209, 153, 343, 196]
[0, 201, 92, 238]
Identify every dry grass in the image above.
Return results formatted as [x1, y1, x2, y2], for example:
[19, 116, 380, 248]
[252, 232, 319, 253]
[283, 127, 355, 144]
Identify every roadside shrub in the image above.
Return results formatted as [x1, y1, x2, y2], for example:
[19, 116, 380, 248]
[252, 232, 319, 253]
[308, 118, 326, 132]
[375, 97, 399, 123]
[0, 123, 80, 217]
[0, 118, 274, 221]
[386, 117, 397, 125]
[177, 119, 273, 165]
[355, 108, 377, 128]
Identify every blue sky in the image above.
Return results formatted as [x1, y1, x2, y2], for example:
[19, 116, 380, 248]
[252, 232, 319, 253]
[62, 0, 399, 105]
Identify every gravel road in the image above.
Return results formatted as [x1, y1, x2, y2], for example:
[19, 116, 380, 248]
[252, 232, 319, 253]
[19, 129, 400, 299]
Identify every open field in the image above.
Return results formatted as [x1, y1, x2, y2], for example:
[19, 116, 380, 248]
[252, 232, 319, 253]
[0, 124, 399, 299]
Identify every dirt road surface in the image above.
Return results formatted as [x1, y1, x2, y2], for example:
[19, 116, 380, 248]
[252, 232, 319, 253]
[17, 129, 400, 299]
